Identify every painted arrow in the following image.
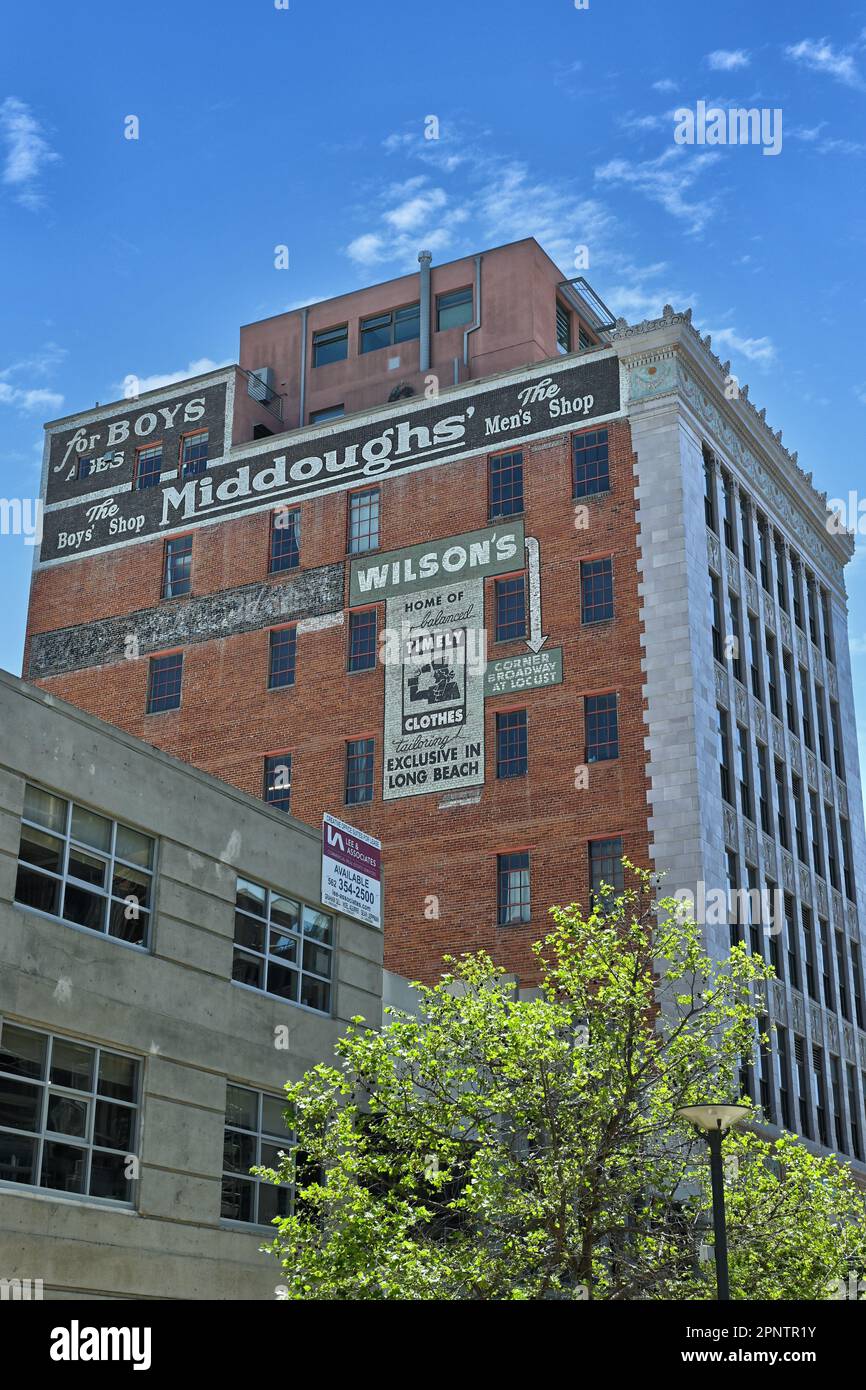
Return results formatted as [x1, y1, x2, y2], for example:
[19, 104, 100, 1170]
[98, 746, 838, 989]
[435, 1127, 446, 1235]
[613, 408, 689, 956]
[524, 535, 548, 653]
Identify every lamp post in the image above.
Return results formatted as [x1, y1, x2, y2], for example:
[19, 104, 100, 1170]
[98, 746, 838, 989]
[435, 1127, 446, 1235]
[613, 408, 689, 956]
[676, 1103, 749, 1301]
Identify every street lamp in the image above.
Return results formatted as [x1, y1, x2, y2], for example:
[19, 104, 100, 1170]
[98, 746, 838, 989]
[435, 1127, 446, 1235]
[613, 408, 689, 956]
[676, 1103, 749, 1301]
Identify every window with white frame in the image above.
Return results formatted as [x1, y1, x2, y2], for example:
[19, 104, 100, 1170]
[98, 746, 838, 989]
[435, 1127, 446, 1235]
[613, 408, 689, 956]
[232, 877, 333, 1013]
[0, 1020, 140, 1203]
[14, 784, 155, 947]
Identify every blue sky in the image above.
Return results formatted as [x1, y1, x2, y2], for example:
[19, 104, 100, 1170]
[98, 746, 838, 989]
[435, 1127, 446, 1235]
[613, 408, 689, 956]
[1, 0, 866, 745]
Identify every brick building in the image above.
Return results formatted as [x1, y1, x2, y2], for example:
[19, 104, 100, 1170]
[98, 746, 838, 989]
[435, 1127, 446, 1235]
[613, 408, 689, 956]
[23, 236, 866, 1166]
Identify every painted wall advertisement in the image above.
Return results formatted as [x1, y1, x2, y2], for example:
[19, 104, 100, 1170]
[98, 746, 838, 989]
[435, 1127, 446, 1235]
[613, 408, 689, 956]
[321, 813, 382, 929]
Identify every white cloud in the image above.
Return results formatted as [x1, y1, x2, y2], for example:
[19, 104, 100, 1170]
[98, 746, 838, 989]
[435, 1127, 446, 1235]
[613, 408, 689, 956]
[702, 326, 776, 366]
[652, 79, 678, 92]
[706, 49, 750, 71]
[113, 357, 230, 396]
[785, 38, 863, 88]
[0, 382, 63, 413]
[384, 187, 448, 232]
[0, 343, 66, 413]
[595, 146, 718, 235]
[0, 96, 59, 209]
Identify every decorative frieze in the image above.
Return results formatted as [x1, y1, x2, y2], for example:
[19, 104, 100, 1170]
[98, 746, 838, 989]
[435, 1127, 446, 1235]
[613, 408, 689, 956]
[827, 663, 838, 699]
[806, 750, 818, 790]
[724, 805, 738, 848]
[799, 864, 812, 903]
[707, 528, 721, 574]
[782, 852, 795, 891]
[771, 717, 785, 758]
[780, 610, 792, 651]
[816, 877, 828, 915]
[744, 821, 758, 865]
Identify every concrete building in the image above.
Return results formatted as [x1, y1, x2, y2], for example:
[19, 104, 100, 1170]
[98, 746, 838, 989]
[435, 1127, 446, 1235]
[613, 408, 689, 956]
[22, 236, 866, 1170]
[0, 669, 382, 1299]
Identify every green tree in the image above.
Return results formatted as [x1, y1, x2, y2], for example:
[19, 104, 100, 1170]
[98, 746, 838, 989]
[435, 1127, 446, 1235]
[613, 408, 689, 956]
[260, 866, 866, 1300]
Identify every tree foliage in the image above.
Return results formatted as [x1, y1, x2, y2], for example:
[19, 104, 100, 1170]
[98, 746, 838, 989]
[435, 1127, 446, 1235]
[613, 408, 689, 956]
[260, 866, 866, 1300]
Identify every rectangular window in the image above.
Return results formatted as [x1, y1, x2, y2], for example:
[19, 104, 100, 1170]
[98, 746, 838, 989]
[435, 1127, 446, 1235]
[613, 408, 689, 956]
[774, 760, 789, 849]
[703, 449, 716, 533]
[710, 576, 723, 663]
[555, 300, 572, 354]
[836, 932, 850, 1021]
[813, 1046, 828, 1146]
[810, 790, 823, 876]
[807, 574, 819, 646]
[312, 324, 348, 367]
[830, 700, 844, 780]
[496, 710, 528, 779]
[14, 784, 154, 947]
[852, 942, 864, 1029]
[848, 1065, 863, 1160]
[721, 470, 736, 552]
[841, 818, 855, 901]
[162, 535, 192, 599]
[765, 633, 780, 719]
[757, 517, 770, 592]
[782, 653, 797, 733]
[774, 535, 788, 611]
[232, 877, 333, 1015]
[815, 682, 829, 765]
[573, 429, 609, 497]
[268, 627, 297, 690]
[585, 693, 619, 762]
[488, 450, 524, 519]
[777, 1027, 793, 1130]
[825, 804, 840, 892]
[799, 668, 813, 751]
[263, 754, 292, 812]
[348, 609, 377, 672]
[348, 488, 380, 555]
[819, 918, 833, 1009]
[740, 498, 754, 574]
[802, 905, 817, 999]
[134, 444, 162, 490]
[269, 507, 300, 573]
[146, 653, 183, 714]
[497, 851, 531, 925]
[831, 1055, 843, 1153]
[785, 895, 800, 989]
[756, 742, 771, 835]
[718, 708, 733, 806]
[791, 558, 804, 630]
[726, 850, 741, 948]
[821, 590, 834, 662]
[736, 725, 753, 821]
[0, 1020, 140, 1203]
[729, 592, 743, 683]
[580, 557, 613, 625]
[221, 1085, 295, 1226]
[495, 575, 527, 642]
[437, 287, 473, 332]
[589, 837, 624, 908]
[792, 775, 806, 863]
[345, 738, 374, 805]
[360, 303, 420, 354]
[309, 404, 344, 423]
[748, 614, 762, 701]
[794, 1036, 811, 1139]
[180, 431, 208, 478]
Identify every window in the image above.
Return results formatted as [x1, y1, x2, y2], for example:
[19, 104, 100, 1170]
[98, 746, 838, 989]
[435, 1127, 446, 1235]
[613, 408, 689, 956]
[180, 431, 208, 478]
[589, 837, 624, 908]
[14, 784, 154, 947]
[721, 471, 736, 552]
[820, 589, 833, 662]
[76, 457, 96, 479]
[777, 1027, 793, 1130]
[495, 575, 527, 642]
[807, 574, 819, 646]
[736, 725, 753, 820]
[786, 895, 801, 988]
[312, 325, 347, 367]
[573, 429, 609, 497]
[847, 1065, 863, 1160]
[774, 761, 789, 849]
[345, 738, 374, 805]
[488, 451, 524, 518]
[748, 614, 762, 701]
[703, 452, 716, 533]
[718, 708, 733, 805]
[813, 1046, 828, 1146]
[831, 1055, 843, 1153]
[782, 653, 797, 733]
[852, 943, 864, 1029]
[497, 851, 530, 925]
[437, 287, 473, 332]
[757, 516, 770, 591]
[792, 775, 806, 863]
[585, 693, 618, 762]
[580, 557, 613, 624]
[746, 863, 761, 960]
[740, 498, 754, 574]
[268, 627, 297, 689]
[348, 609, 377, 672]
[819, 919, 833, 1009]
[774, 535, 787, 611]
[794, 1036, 811, 1138]
[146, 653, 183, 713]
[729, 592, 743, 683]
[841, 818, 855, 901]
[810, 791, 823, 876]
[578, 323, 594, 351]
[309, 405, 344, 423]
[263, 754, 292, 812]
[221, 1085, 294, 1226]
[756, 743, 771, 835]
[360, 303, 420, 353]
[0, 1021, 139, 1203]
[269, 507, 300, 573]
[162, 535, 192, 599]
[134, 444, 162, 490]
[830, 700, 844, 780]
[799, 668, 813, 751]
[726, 850, 741, 948]
[496, 710, 528, 779]
[815, 682, 829, 765]
[836, 932, 850, 1021]
[825, 804, 839, 891]
[232, 877, 333, 1014]
[710, 576, 723, 663]
[802, 905, 817, 999]
[766, 633, 780, 719]
[555, 300, 572, 354]
[348, 488, 380, 554]
[791, 558, 804, 630]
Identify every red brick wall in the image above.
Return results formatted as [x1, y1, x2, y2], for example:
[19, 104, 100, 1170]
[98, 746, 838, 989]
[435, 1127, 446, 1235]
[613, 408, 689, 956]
[26, 417, 650, 986]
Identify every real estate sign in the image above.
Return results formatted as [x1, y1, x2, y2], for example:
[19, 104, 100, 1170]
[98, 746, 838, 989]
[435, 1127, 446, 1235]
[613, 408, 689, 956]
[321, 813, 382, 930]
